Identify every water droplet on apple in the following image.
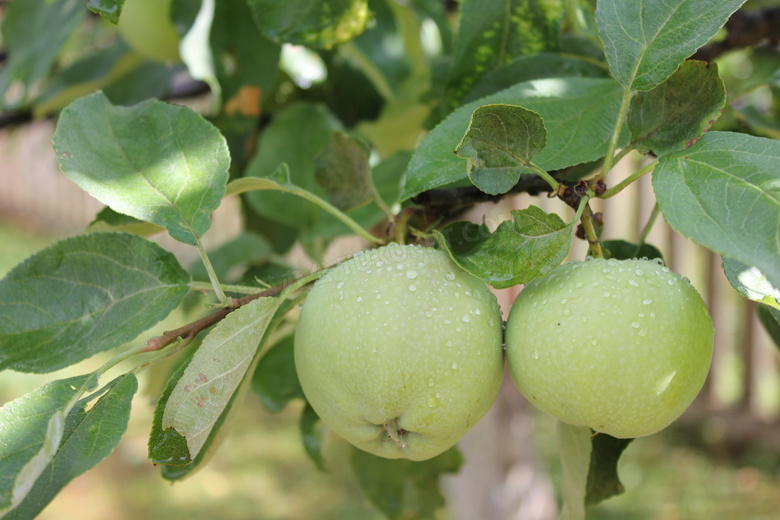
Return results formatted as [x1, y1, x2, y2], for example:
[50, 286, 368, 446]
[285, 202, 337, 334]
[406, 270, 418, 279]
[638, 328, 648, 337]
[446, 340, 453, 347]
[631, 321, 640, 328]
[532, 350, 539, 359]
[408, 284, 417, 292]
[591, 339, 598, 345]
[452, 362, 459, 370]
[336, 281, 344, 289]
[462, 314, 470, 323]
[629, 279, 639, 287]
[643, 299, 653, 304]
[445, 271, 455, 281]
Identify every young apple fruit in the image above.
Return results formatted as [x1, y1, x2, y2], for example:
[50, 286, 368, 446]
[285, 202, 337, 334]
[294, 244, 505, 461]
[117, 0, 180, 63]
[505, 258, 713, 438]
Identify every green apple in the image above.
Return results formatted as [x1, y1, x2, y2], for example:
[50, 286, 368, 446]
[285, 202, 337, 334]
[117, 0, 180, 63]
[505, 258, 713, 438]
[294, 244, 505, 461]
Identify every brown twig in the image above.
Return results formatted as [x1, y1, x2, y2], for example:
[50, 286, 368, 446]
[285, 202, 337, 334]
[143, 279, 294, 352]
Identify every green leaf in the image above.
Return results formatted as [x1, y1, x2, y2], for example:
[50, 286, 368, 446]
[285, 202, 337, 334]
[350, 445, 463, 520]
[251, 335, 304, 413]
[585, 434, 632, 506]
[0, 233, 191, 373]
[434, 206, 575, 289]
[464, 53, 610, 103]
[245, 103, 337, 229]
[149, 354, 194, 467]
[300, 403, 326, 472]
[314, 132, 373, 211]
[557, 423, 591, 520]
[602, 240, 664, 262]
[87, 0, 125, 24]
[722, 258, 780, 309]
[401, 77, 625, 201]
[87, 207, 164, 236]
[4, 374, 137, 520]
[53, 92, 230, 245]
[247, 0, 371, 49]
[757, 305, 780, 351]
[0, 0, 86, 109]
[0, 375, 91, 514]
[653, 131, 780, 290]
[162, 297, 283, 460]
[455, 104, 547, 195]
[100, 60, 182, 107]
[628, 61, 726, 157]
[596, 0, 745, 91]
[189, 232, 274, 283]
[441, 0, 565, 112]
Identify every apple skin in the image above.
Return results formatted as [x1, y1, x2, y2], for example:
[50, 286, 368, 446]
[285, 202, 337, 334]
[117, 0, 180, 63]
[294, 244, 504, 461]
[505, 258, 713, 438]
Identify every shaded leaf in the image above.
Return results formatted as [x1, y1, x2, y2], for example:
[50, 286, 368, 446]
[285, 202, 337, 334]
[628, 61, 726, 156]
[557, 423, 591, 520]
[722, 258, 780, 309]
[251, 335, 304, 413]
[87, 207, 163, 236]
[455, 104, 547, 195]
[0, 375, 91, 514]
[0, 0, 86, 109]
[441, 0, 565, 112]
[757, 305, 780, 351]
[586, 434, 633, 506]
[314, 132, 373, 211]
[653, 131, 780, 290]
[300, 402, 326, 472]
[162, 297, 283, 460]
[464, 53, 610, 103]
[87, 0, 125, 24]
[596, 0, 745, 91]
[53, 92, 230, 245]
[602, 240, 664, 262]
[5, 374, 137, 520]
[0, 233, 191, 373]
[435, 206, 574, 289]
[401, 77, 626, 201]
[189, 232, 274, 283]
[247, 0, 371, 49]
[245, 103, 337, 229]
[148, 354, 194, 467]
[350, 445, 463, 520]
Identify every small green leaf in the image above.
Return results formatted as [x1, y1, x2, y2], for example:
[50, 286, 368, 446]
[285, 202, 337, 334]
[251, 335, 304, 413]
[441, 0, 565, 112]
[4, 374, 137, 520]
[87, 0, 125, 24]
[401, 77, 625, 201]
[653, 131, 780, 290]
[350, 445, 463, 520]
[455, 104, 547, 195]
[435, 206, 574, 289]
[602, 240, 664, 262]
[300, 403, 326, 472]
[0, 375, 91, 514]
[0, 233, 191, 373]
[0, 0, 86, 109]
[557, 422, 591, 520]
[722, 258, 780, 309]
[314, 132, 373, 211]
[53, 92, 230, 245]
[247, 0, 371, 49]
[586, 434, 633, 506]
[149, 354, 195, 467]
[596, 0, 745, 91]
[757, 305, 780, 351]
[87, 206, 164, 236]
[162, 297, 283, 460]
[628, 61, 726, 156]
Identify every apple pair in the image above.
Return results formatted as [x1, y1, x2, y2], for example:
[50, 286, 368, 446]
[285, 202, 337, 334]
[294, 244, 713, 461]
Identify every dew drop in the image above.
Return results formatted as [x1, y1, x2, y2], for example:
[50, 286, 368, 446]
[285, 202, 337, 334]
[631, 321, 640, 328]
[532, 350, 539, 359]
[638, 328, 648, 337]
[629, 279, 639, 287]
[427, 398, 436, 408]
[446, 340, 453, 347]
[475, 309, 481, 315]
[561, 298, 568, 304]
[575, 281, 584, 288]
[643, 299, 653, 305]
[408, 284, 417, 292]
[445, 272, 455, 281]
[426, 311, 433, 318]
[428, 378, 435, 387]
[635, 269, 644, 276]
[451, 362, 459, 370]
[406, 270, 418, 280]
[591, 339, 598, 346]
[357, 296, 363, 302]
[336, 281, 344, 289]
[462, 314, 471, 323]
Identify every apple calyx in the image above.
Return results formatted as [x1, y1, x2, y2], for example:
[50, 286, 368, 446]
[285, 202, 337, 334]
[384, 418, 408, 448]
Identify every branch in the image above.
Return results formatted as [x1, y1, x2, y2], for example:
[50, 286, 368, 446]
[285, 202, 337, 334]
[693, 7, 780, 62]
[143, 278, 295, 352]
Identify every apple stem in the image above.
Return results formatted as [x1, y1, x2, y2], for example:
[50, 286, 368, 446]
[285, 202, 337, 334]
[384, 418, 407, 448]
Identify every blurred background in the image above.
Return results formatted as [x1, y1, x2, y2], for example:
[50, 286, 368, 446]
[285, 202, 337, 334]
[1, 119, 779, 519]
